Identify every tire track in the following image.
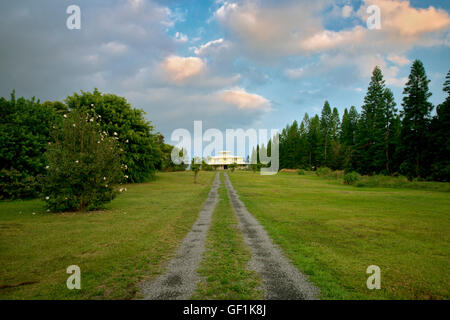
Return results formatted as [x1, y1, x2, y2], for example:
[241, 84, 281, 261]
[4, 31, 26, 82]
[224, 172, 319, 300]
[141, 173, 220, 300]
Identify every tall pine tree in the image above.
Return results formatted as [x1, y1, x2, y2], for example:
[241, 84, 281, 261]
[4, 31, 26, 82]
[429, 69, 450, 181]
[400, 60, 433, 178]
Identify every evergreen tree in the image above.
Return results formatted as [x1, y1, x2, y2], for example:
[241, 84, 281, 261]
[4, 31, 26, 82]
[320, 101, 332, 166]
[355, 66, 390, 174]
[429, 69, 450, 181]
[308, 115, 322, 169]
[399, 60, 433, 178]
[331, 107, 341, 141]
[381, 88, 397, 174]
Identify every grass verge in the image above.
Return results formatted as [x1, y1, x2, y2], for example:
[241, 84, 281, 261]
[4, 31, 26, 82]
[228, 171, 450, 300]
[192, 173, 263, 300]
[0, 171, 215, 299]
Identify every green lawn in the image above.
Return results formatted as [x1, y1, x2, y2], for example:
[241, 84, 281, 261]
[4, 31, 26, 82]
[228, 171, 450, 300]
[193, 173, 262, 300]
[0, 171, 215, 299]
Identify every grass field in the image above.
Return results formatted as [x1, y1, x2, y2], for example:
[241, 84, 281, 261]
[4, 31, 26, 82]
[228, 171, 450, 300]
[193, 173, 262, 300]
[0, 171, 215, 299]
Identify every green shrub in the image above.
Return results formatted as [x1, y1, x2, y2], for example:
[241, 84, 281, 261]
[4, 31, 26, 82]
[41, 110, 124, 212]
[65, 89, 161, 183]
[0, 91, 58, 199]
[297, 169, 305, 175]
[343, 172, 360, 185]
[0, 169, 40, 200]
[316, 167, 332, 177]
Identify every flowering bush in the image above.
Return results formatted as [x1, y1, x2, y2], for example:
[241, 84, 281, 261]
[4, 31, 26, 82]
[65, 89, 162, 182]
[41, 110, 124, 212]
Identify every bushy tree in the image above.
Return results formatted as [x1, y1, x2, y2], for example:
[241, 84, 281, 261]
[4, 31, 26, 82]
[191, 158, 201, 183]
[65, 89, 161, 182]
[0, 91, 57, 199]
[41, 110, 124, 212]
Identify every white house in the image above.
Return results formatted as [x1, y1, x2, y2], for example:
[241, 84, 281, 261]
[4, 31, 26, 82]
[207, 151, 247, 170]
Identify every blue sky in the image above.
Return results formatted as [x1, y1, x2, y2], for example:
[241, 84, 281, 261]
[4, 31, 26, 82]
[0, 0, 449, 150]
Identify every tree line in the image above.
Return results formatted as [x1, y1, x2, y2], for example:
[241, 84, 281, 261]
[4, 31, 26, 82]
[0, 89, 184, 200]
[263, 60, 449, 181]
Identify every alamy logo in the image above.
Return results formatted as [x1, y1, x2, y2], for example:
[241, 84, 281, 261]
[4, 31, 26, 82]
[66, 5, 81, 30]
[170, 121, 279, 175]
[366, 265, 381, 290]
[66, 265, 81, 290]
[366, 5, 381, 30]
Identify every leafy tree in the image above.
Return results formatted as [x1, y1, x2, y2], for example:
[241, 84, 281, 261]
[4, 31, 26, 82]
[65, 89, 161, 183]
[191, 158, 201, 183]
[229, 162, 238, 172]
[0, 91, 57, 199]
[41, 110, 123, 212]
[399, 60, 433, 178]
[158, 136, 187, 172]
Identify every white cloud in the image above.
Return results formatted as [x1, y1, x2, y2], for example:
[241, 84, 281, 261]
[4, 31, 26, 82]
[162, 55, 206, 82]
[192, 38, 231, 56]
[361, 0, 450, 37]
[101, 41, 129, 55]
[219, 88, 271, 111]
[387, 54, 411, 66]
[215, 0, 450, 59]
[299, 27, 366, 52]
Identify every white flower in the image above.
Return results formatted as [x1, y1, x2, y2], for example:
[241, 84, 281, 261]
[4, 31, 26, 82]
[97, 141, 100, 144]
[119, 188, 124, 192]
[103, 177, 106, 180]
[125, 139, 129, 143]
[48, 142, 51, 145]
[105, 184, 108, 187]
[45, 165, 50, 169]
[124, 175, 129, 179]
[91, 104, 94, 107]
[45, 196, 49, 200]
[32, 212, 36, 215]
[46, 209, 50, 212]
[63, 114, 67, 118]
[124, 188, 127, 191]
[114, 132, 118, 136]
[90, 118, 94, 122]
[75, 160, 79, 163]
[73, 124, 76, 127]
